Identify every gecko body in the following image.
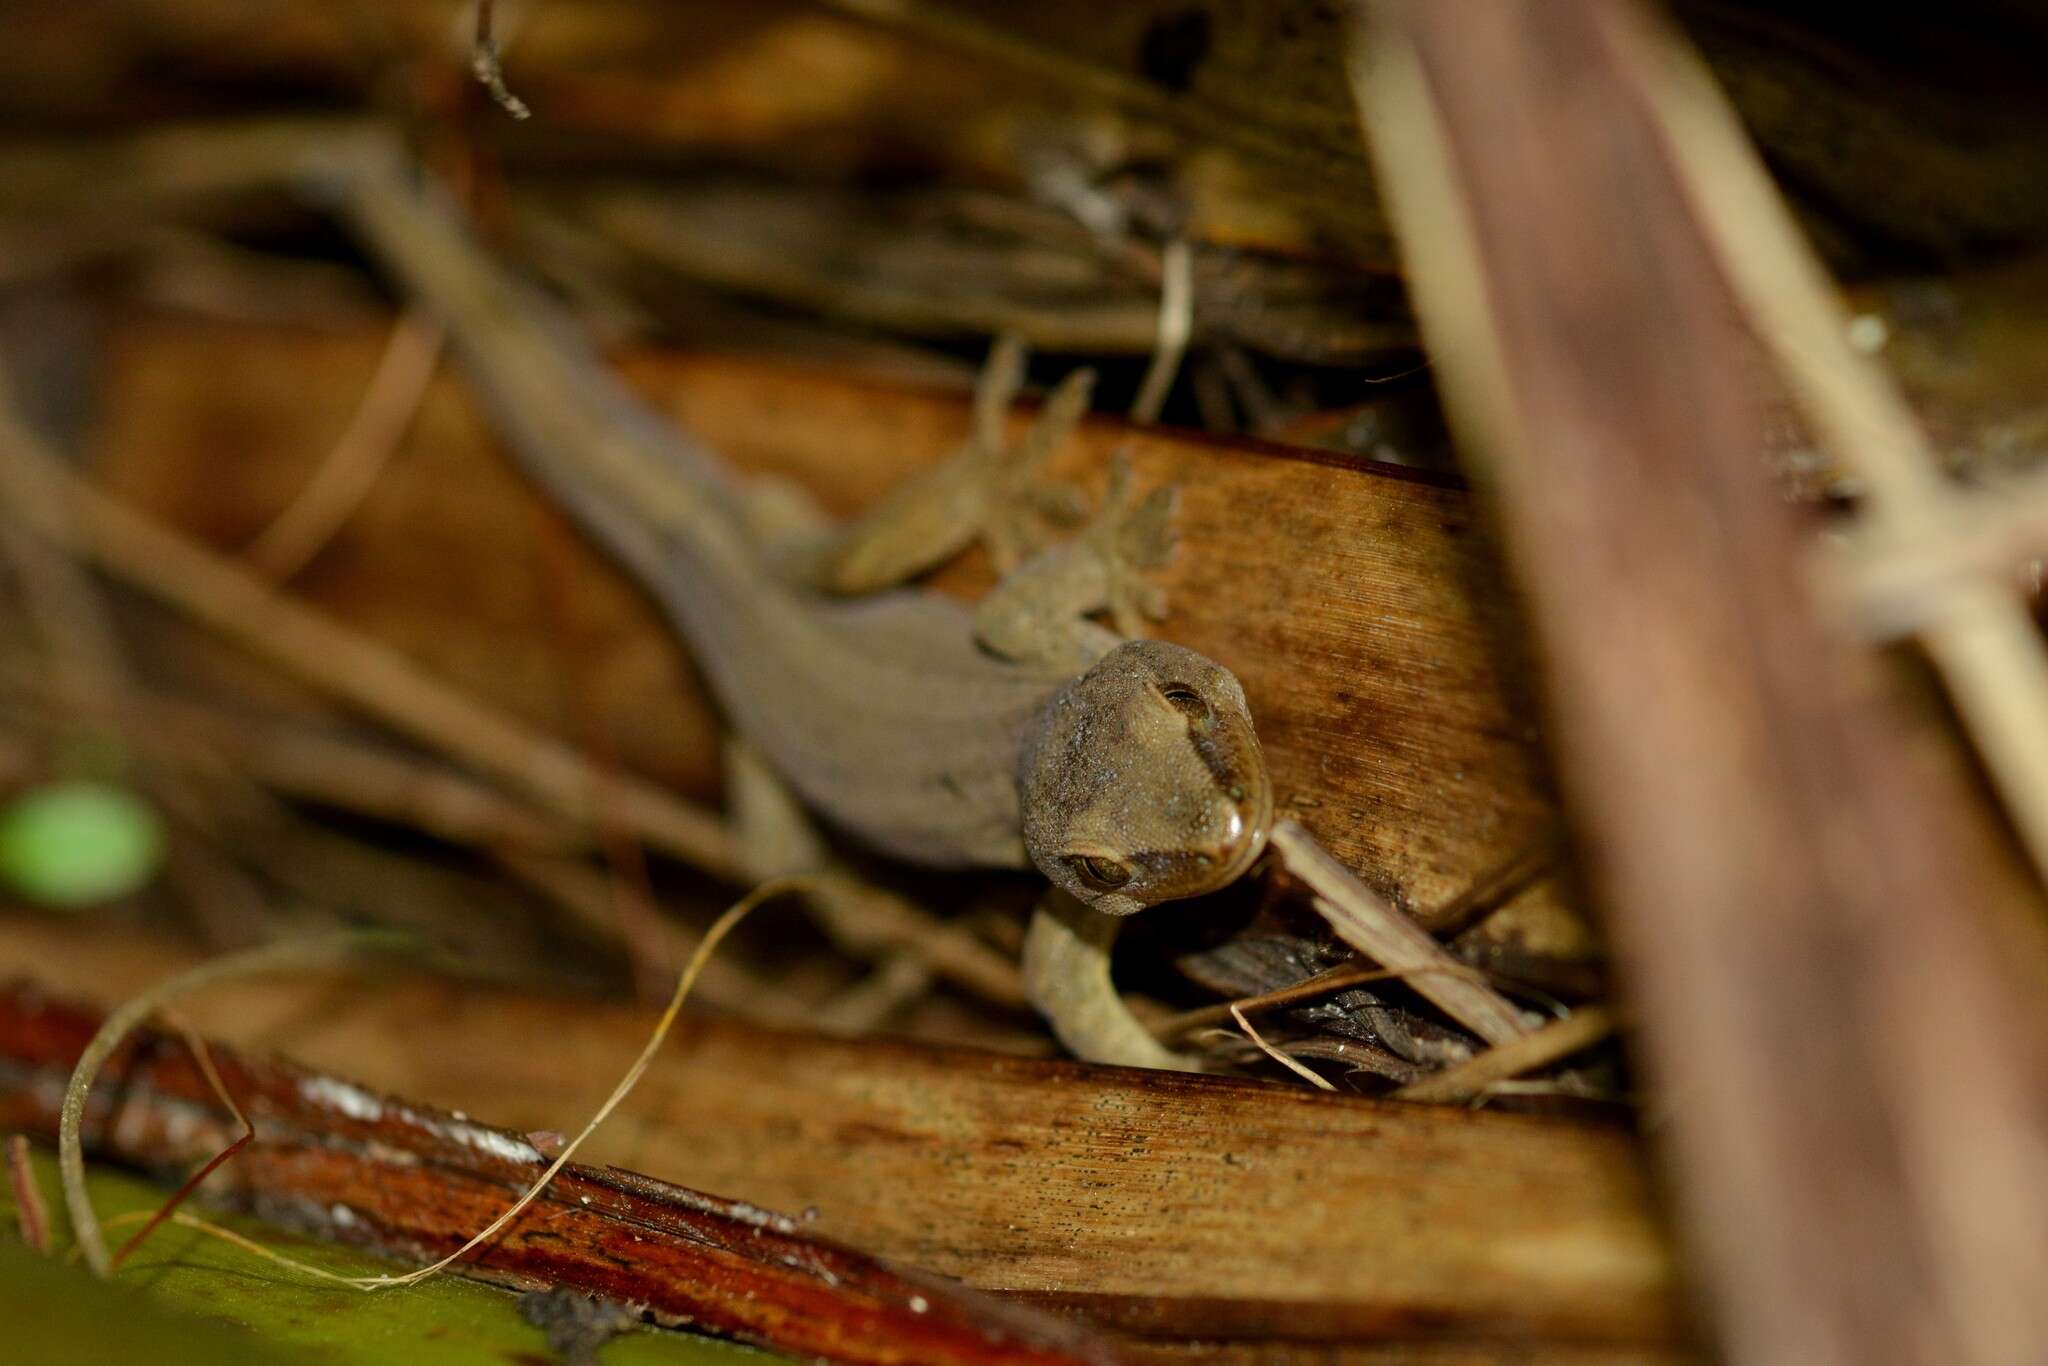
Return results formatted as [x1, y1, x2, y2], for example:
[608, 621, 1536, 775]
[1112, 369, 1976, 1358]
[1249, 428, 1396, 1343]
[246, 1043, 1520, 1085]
[344, 161, 1271, 1065]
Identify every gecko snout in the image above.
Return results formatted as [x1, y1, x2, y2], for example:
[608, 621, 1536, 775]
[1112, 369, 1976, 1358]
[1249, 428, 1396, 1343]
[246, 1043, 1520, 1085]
[1020, 639, 1274, 915]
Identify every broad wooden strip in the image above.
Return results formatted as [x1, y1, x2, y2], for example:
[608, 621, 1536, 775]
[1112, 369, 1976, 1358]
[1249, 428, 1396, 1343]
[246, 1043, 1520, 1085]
[92, 313, 1577, 942]
[0, 919, 1674, 1345]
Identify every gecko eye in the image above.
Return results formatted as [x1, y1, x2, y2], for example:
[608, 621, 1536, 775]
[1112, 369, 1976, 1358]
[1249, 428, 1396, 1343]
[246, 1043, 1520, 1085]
[1070, 854, 1135, 891]
[1159, 683, 1210, 723]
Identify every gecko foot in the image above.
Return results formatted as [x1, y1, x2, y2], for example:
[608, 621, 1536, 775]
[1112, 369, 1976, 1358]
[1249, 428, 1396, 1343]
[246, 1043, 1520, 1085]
[972, 452, 1180, 667]
[1084, 453, 1178, 637]
[975, 340, 1094, 573]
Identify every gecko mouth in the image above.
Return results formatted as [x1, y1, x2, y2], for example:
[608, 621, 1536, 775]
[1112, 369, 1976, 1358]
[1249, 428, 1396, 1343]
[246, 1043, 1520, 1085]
[1215, 796, 1274, 884]
[1199, 767, 1275, 893]
[1129, 823, 1268, 905]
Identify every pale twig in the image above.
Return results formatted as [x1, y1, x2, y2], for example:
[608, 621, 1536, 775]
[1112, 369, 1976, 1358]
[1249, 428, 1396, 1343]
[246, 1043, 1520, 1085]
[1393, 1006, 1617, 1105]
[175, 705, 579, 856]
[812, 951, 934, 1035]
[156, 793, 283, 950]
[0, 372, 128, 716]
[1230, 1003, 1336, 1091]
[799, 874, 1027, 1009]
[525, 492, 676, 1003]
[0, 520, 121, 714]
[0, 388, 746, 883]
[1611, 25, 2048, 1360]
[491, 849, 807, 1023]
[346, 877, 807, 1290]
[246, 312, 445, 580]
[0, 677, 584, 857]
[469, 0, 531, 120]
[1152, 958, 1515, 1041]
[1832, 465, 2048, 641]
[1620, 14, 2048, 888]
[8, 1134, 49, 1254]
[1270, 821, 1533, 1047]
[1151, 834, 1562, 1041]
[1129, 238, 1193, 424]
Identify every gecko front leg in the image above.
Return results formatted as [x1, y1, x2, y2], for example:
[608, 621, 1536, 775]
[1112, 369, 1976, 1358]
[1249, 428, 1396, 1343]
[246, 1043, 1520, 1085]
[1024, 889, 1200, 1072]
[973, 453, 1177, 672]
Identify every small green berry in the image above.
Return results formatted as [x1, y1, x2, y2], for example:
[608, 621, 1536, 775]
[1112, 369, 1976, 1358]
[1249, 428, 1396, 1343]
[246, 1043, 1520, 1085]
[0, 780, 165, 908]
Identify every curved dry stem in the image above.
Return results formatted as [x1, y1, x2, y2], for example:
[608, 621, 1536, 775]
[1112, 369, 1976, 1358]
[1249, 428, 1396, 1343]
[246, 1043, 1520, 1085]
[352, 874, 811, 1289]
[64, 880, 809, 1291]
[1229, 1003, 1336, 1091]
[100, 1208, 365, 1285]
[246, 310, 444, 581]
[1129, 237, 1193, 425]
[60, 932, 402, 1277]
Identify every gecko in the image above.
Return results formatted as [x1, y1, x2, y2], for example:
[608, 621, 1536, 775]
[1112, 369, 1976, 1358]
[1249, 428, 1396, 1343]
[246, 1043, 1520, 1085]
[338, 153, 1273, 1070]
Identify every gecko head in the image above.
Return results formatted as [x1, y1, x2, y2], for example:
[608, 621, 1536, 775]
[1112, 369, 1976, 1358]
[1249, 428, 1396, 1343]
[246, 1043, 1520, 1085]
[1019, 639, 1273, 916]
